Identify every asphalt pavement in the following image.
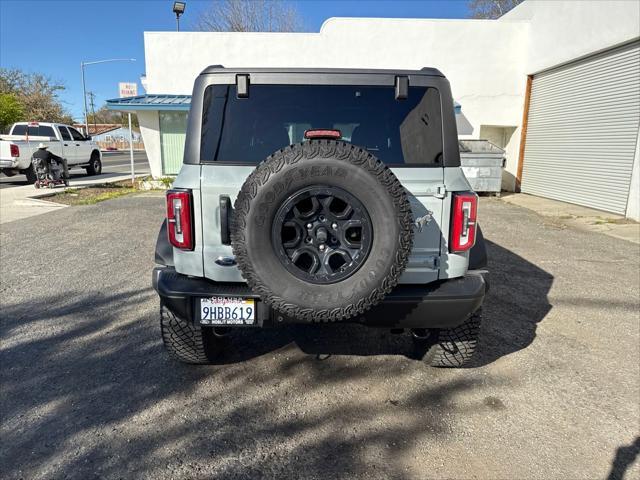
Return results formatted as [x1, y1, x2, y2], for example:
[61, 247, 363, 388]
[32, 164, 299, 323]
[0, 195, 638, 479]
[0, 150, 149, 188]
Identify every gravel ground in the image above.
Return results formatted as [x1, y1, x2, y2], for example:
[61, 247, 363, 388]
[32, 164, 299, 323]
[1, 194, 638, 479]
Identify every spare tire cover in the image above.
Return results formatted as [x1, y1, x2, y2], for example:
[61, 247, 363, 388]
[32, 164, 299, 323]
[231, 140, 414, 322]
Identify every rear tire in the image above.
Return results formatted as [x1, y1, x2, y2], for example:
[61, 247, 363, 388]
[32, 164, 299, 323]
[24, 164, 37, 184]
[85, 152, 102, 176]
[160, 303, 220, 364]
[415, 310, 482, 367]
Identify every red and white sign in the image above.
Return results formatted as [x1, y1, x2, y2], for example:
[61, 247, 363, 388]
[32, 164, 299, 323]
[119, 82, 138, 98]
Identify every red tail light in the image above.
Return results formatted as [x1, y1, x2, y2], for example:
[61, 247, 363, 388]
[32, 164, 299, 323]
[166, 189, 194, 250]
[450, 192, 478, 252]
[10, 144, 19, 158]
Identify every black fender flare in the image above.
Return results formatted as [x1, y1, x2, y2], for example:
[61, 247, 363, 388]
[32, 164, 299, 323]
[468, 225, 488, 270]
[155, 220, 174, 266]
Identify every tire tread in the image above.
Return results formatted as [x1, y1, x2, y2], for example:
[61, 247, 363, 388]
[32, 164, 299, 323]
[231, 140, 414, 323]
[160, 304, 212, 364]
[424, 311, 482, 367]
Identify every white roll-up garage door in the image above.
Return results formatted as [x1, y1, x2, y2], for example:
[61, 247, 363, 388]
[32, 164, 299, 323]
[521, 40, 640, 214]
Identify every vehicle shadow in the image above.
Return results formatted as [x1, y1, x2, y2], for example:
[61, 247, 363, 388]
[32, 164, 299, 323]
[470, 239, 553, 367]
[216, 237, 553, 367]
[0, 288, 510, 479]
[0, 199, 553, 478]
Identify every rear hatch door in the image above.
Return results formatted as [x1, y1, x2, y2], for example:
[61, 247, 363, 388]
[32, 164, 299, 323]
[200, 80, 446, 284]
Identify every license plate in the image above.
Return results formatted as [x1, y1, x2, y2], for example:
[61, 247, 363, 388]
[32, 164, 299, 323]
[200, 297, 255, 325]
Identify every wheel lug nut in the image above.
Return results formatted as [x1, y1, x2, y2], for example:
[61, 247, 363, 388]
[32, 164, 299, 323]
[331, 223, 338, 229]
[306, 223, 313, 229]
[319, 244, 326, 251]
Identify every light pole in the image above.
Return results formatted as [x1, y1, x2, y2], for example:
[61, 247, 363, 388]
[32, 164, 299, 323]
[173, 2, 186, 31]
[80, 58, 136, 136]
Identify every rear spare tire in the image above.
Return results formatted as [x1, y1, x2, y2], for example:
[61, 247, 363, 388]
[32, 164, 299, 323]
[231, 140, 414, 322]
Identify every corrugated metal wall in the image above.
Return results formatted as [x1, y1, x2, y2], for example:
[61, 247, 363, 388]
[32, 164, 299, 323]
[521, 40, 640, 214]
[159, 111, 188, 175]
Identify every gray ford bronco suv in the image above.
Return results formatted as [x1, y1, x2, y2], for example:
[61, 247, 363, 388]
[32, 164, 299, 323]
[152, 67, 488, 367]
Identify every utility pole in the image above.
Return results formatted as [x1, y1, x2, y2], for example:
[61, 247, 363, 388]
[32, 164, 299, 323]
[87, 91, 97, 135]
[80, 59, 136, 138]
[81, 63, 89, 136]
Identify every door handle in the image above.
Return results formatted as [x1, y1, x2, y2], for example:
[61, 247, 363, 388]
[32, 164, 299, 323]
[64, 144, 68, 146]
[75, 143, 80, 146]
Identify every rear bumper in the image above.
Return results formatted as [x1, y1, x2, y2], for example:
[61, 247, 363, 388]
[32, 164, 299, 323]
[152, 266, 486, 329]
[0, 159, 19, 169]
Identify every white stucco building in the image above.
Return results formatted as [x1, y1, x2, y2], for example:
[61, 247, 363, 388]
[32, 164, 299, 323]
[107, 0, 640, 219]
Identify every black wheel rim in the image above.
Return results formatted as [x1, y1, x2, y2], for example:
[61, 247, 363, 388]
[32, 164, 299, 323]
[272, 186, 373, 284]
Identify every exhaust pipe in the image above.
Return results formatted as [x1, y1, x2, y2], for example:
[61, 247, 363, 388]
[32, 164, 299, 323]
[213, 327, 232, 338]
[411, 328, 431, 340]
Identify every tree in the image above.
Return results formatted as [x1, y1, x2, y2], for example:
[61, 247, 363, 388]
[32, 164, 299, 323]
[0, 93, 24, 133]
[87, 105, 139, 128]
[195, 0, 302, 32]
[0, 68, 73, 124]
[468, 0, 523, 19]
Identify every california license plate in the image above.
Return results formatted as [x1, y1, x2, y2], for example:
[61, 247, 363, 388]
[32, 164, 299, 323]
[200, 297, 255, 325]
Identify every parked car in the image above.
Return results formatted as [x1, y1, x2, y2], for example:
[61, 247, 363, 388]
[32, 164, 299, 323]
[152, 67, 488, 368]
[0, 122, 102, 181]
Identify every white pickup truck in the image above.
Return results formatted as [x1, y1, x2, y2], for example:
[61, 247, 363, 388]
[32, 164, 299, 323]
[0, 122, 102, 182]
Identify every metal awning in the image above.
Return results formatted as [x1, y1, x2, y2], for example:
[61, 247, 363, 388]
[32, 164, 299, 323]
[107, 94, 461, 116]
[106, 94, 191, 111]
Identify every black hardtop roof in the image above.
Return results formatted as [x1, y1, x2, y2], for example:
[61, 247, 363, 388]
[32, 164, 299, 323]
[200, 66, 444, 77]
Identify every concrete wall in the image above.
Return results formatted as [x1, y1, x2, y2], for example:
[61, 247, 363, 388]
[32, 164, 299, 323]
[137, 110, 162, 178]
[144, 19, 529, 185]
[141, 2, 640, 207]
[501, 0, 640, 74]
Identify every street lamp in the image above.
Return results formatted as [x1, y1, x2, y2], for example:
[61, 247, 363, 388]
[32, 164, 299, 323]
[173, 2, 186, 31]
[80, 58, 136, 136]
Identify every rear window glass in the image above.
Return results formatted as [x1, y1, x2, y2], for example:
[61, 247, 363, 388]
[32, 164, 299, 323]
[11, 124, 56, 137]
[201, 85, 443, 166]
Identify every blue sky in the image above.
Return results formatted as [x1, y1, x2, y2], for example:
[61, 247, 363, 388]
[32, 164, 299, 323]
[0, 0, 469, 121]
